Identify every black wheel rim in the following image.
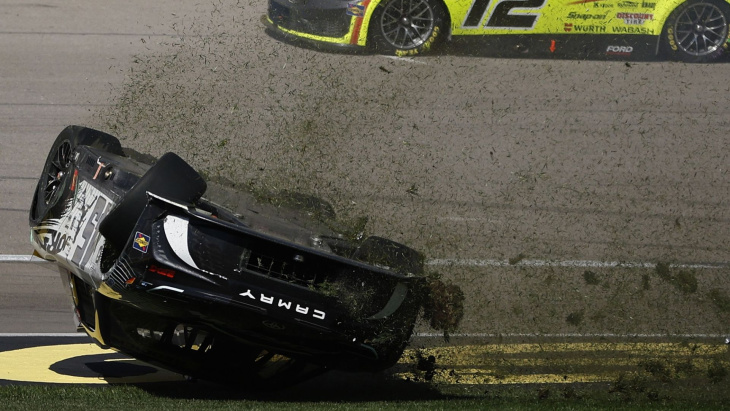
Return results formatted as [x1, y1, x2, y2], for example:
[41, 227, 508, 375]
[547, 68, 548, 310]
[379, 0, 435, 50]
[43, 140, 72, 205]
[674, 3, 729, 57]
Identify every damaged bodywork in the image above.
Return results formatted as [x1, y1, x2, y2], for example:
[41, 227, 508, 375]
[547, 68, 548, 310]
[29, 126, 457, 387]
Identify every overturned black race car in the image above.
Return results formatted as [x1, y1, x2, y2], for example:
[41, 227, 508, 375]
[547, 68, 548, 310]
[29, 126, 462, 387]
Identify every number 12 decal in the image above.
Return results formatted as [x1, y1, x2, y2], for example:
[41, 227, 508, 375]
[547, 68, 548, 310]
[463, 0, 546, 29]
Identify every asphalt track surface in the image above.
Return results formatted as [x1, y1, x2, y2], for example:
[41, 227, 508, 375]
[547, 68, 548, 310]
[1, 0, 729, 391]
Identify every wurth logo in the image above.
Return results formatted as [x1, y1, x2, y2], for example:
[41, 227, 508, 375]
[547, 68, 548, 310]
[564, 23, 573, 32]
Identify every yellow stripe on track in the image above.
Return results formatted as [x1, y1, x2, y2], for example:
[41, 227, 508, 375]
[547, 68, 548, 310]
[1, 341, 728, 385]
[0, 343, 184, 384]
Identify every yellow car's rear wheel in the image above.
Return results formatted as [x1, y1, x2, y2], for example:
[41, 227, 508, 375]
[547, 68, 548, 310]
[371, 0, 445, 56]
[663, 0, 730, 62]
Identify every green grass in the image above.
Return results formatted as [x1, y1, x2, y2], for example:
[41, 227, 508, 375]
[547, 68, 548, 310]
[1, 383, 729, 410]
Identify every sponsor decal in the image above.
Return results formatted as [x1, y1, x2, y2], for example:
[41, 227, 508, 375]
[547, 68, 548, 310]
[667, 26, 678, 50]
[45, 232, 69, 254]
[618, 1, 639, 7]
[35, 180, 112, 275]
[349, 0, 371, 44]
[148, 264, 174, 278]
[239, 288, 327, 321]
[396, 26, 440, 56]
[550, 40, 557, 52]
[346, 2, 365, 17]
[642, 1, 656, 8]
[70, 169, 78, 192]
[616, 12, 653, 25]
[133, 232, 150, 253]
[568, 0, 603, 4]
[606, 45, 633, 55]
[567, 12, 607, 19]
[612, 25, 654, 34]
[593, 1, 614, 8]
[564, 23, 573, 32]
[573, 24, 607, 33]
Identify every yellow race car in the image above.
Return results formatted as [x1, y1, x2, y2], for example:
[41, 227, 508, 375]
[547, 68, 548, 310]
[263, 0, 730, 62]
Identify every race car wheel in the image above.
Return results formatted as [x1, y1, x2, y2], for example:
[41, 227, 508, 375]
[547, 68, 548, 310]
[663, 0, 730, 62]
[370, 0, 445, 56]
[30, 126, 124, 225]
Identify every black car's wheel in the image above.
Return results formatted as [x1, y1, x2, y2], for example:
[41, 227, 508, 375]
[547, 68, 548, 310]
[30, 126, 124, 225]
[370, 0, 445, 56]
[663, 0, 730, 62]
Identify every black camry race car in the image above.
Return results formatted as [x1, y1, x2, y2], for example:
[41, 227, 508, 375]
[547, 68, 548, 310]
[29, 126, 461, 387]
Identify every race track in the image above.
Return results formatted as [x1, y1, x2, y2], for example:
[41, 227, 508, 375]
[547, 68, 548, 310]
[1, 0, 729, 396]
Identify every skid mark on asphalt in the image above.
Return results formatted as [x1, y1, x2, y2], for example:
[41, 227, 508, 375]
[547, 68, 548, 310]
[397, 342, 730, 385]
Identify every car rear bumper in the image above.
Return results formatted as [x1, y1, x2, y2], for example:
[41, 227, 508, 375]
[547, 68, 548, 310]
[87, 196, 422, 372]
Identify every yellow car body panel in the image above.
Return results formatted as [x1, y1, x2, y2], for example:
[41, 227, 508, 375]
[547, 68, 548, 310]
[265, 0, 730, 59]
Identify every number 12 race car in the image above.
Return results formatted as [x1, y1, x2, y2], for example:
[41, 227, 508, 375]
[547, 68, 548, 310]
[29, 126, 462, 387]
[263, 0, 730, 62]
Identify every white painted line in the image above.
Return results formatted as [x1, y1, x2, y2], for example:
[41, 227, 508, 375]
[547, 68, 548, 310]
[437, 216, 499, 222]
[1, 332, 725, 340]
[382, 55, 427, 64]
[427, 258, 730, 270]
[416, 332, 729, 339]
[0, 333, 88, 337]
[3, 254, 729, 270]
[0, 255, 49, 263]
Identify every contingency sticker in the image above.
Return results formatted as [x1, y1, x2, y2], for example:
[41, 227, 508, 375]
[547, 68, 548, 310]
[133, 232, 150, 253]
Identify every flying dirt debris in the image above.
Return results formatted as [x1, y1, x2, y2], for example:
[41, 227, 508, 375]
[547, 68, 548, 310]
[29, 125, 464, 388]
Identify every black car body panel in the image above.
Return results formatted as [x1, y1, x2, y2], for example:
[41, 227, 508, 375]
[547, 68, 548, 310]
[30, 126, 426, 385]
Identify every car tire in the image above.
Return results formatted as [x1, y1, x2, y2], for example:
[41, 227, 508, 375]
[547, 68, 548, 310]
[663, 0, 730, 62]
[370, 0, 445, 56]
[99, 152, 207, 251]
[30, 126, 124, 225]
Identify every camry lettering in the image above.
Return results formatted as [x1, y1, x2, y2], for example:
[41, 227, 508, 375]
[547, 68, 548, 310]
[239, 289, 326, 320]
